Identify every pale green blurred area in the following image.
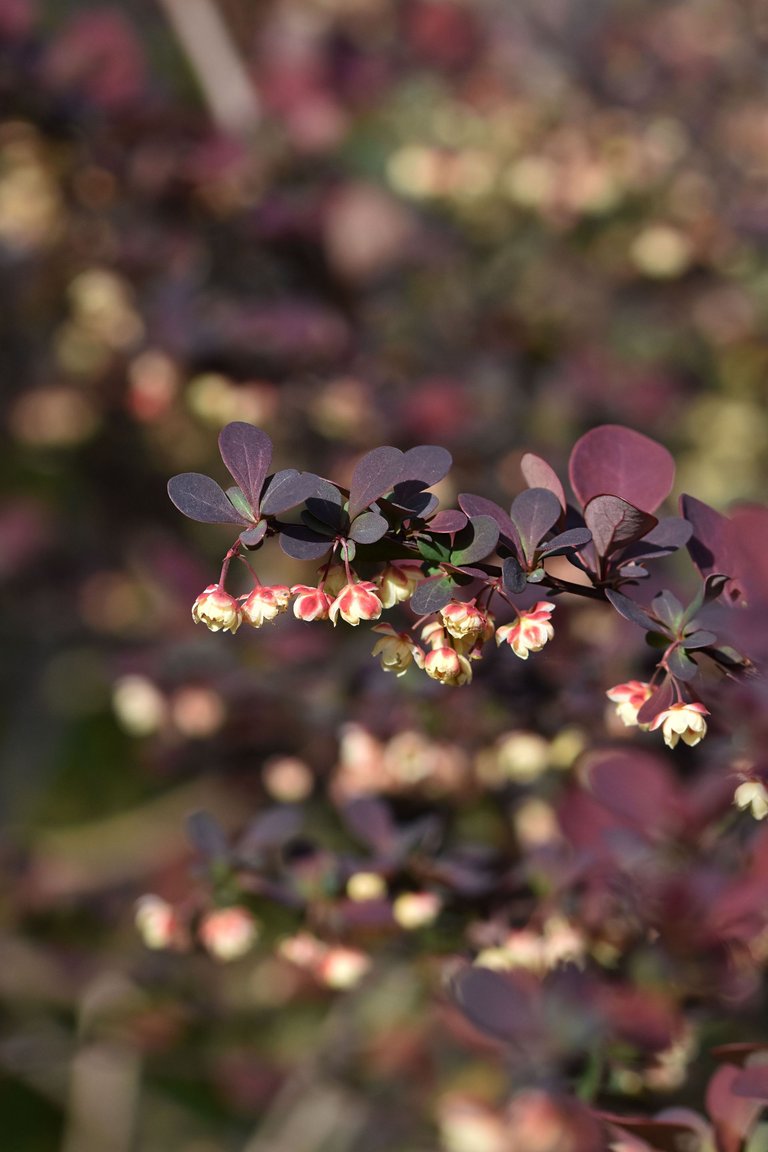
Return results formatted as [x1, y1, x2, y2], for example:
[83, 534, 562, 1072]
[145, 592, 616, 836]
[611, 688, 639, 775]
[1, 0, 768, 1148]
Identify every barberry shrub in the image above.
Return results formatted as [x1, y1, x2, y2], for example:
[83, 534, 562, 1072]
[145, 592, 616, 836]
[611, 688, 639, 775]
[160, 421, 768, 1151]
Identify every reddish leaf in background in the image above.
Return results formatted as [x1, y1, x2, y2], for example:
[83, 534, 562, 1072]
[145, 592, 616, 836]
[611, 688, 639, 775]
[520, 452, 567, 510]
[583, 749, 682, 837]
[680, 495, 744, 605]
[706, 1064, 764, 1152]
[569, 425, 675, 513]
[452, 966, 542, 1047]
[348, 446, 404, 520]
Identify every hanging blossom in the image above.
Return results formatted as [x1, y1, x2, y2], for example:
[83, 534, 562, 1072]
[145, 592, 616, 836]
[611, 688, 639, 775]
[496, 602, 555, 660]
[191, 584, 242, 634]
[377, 562, 423, 608]
[606, 681, 653, 727]
[734, 780, 768, 820]
[328, 580, 383, 626]
[291, 583, 333, 621]
[240, 585, 291, 628]
[371, 622, 422, 676]
[649, 702, 709, 749]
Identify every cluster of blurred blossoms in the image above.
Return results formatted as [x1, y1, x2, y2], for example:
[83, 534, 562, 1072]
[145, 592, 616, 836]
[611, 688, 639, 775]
[191, 564, 558, 689]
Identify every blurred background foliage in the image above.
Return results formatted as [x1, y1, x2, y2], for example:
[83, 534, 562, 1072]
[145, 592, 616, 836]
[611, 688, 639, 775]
[1, 0, 768, 1149]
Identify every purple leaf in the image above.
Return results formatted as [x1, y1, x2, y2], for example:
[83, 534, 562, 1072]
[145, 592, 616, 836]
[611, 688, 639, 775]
[732, 1066, 768, 1100]
[168, 473, 249, 525]
[569, 425, 675, 513]
[349, 446, 404, 520]
[458, 493, 522, 554]
[539, 527, 592, 557]
[502, 556, 527, 595]
[387, 481, 438, 517]
[583, 495, 657, 557]
[585, 749, 679, 832]
[218, 422, 272, 512]
[452, 966, 540, 1046]
[620, 516, 693, 562]
[410, 575, 456, 616]
[304, 497, 346, 533]
[667, 647, 698, 682]
[681, 495, 744, 604]
[520, 452, 566, 509]
[240, 522, 267, 547]
[261, 470, 320, 516]
[348, 511, 389, 543]
[651, 590, 684, 632]
[279, 525, 334, 560]
[681, 629, 717, 649]
[400, 445, 452, 487]
[637, 678, 676, 726]
[605, 588, 659, 631]
[428, 509, 468, 534]
[510, 488, 562, 563]
[187, 810, 229, 863]
[451, 516, 500, 566]
[238, 807, 304, 861]
[343, 797, 395, 853]
[707, 1064, 764, 1152]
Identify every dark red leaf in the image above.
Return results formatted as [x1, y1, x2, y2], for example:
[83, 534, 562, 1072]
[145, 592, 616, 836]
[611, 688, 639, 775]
[218, 422, 272, 512]
[349, 446, 404, 520]
[601, 1111, 709, 1152]
[520, 452, 566, 509]
[400, 444, 452, 486]
[502, 556, 527, 595]
[452, 966, 541, 1046]
[605, 589, 659, 632]
[458, 493, 521, 553]
[429, 509, 468, 534]
[620, 517, 693, 563]
[732, 1066, 768, 1100]
[261, 470, 321, 516]
[410, 575, 456, 616]
[279, 525, 334, 560]
[636, 678, 676, 726]
[569, 425, 675, 513]
[681, 495, 744, 605]
[706, 1064, 764, 1152]
[348, 511, 389, 543]
[651, 590, 685, 632]
[667, 647, 698, 682]
[239, 522, 267, 547]
[388, 481, 438, 517]
[187, 810, 229, 863]
[585, 749, 681, 834]
[584, 495, 657, 557]
[450, 516, 500, 565]
[510, 488, 562, 563]
[539, 527, 592, 557]
[168, 473, 249, 525]
[343, 797, 395, 853]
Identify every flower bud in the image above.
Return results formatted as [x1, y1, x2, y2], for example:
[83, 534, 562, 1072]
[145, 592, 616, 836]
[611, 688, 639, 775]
[606, 680, 653, 727]
[649, 701, 709, 749]
[191, 583, 242, 634]
[440, 600, 489, 641]
[240, 585, 291, 628]
[423, 646, 472, 686]
[291, 584, 333, 621]
[377, 562, 422, 608]
[328, 580, 383, 626]
[495, 601, 555, 659]
[135, 895, 186, 951]
[199, 906, 259, 962]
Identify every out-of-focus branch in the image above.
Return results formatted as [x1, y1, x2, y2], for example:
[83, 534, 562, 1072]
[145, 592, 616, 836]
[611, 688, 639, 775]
[157, 0, 260, 137]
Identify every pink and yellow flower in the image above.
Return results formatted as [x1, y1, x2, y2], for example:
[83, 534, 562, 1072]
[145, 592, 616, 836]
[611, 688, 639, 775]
[606, 680, 653, 727]
[440, 600, 492, 643]
[135, 895, 187, 951]
[423, 646, 473, 686]
[191, 583, 242, 634]
[240, 585, 291, 628]
[291, 584, 333, 621]
[495, 602, 555, 660]
[328, 580, 383, 626]
[371, 622, 420, 676]
[649, 701, 709, 749]
[199, 906, 259, 962]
